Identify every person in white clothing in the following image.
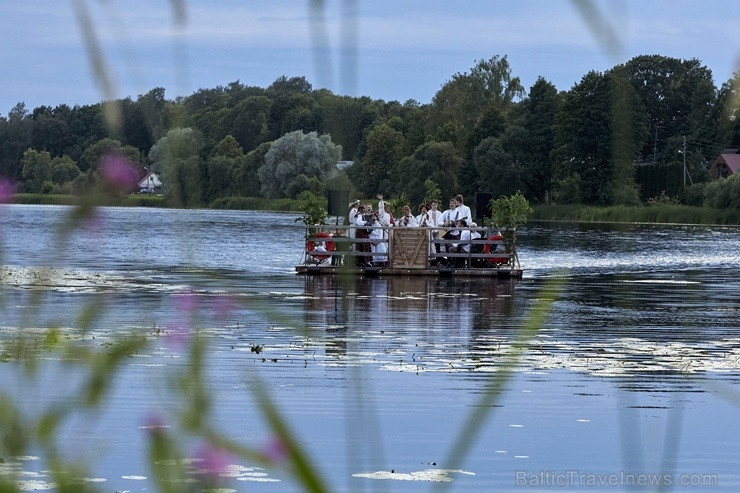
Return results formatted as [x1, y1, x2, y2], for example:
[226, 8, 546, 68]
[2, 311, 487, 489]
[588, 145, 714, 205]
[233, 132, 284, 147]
[347, 199, 361, 250]
[451, 219, 472, 267]
[368, 212, 388, 266]
[396, 205, 418, 227]
[453, 195, 472, 227]
[375, 194, 392, 247]
[426, 200, 443, 264]
[354, 203, 373, 265]
[376, 194, 392, 227]
[440, 198, 459, 252]
[455, 195, 473, 227]
[416, 203, 432, 228]
[441, 198, 457, 228]
[469, 222, 482, 240]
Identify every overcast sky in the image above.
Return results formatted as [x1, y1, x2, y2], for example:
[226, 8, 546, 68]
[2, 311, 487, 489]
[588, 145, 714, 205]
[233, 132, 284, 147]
[2, 0, 739, 116]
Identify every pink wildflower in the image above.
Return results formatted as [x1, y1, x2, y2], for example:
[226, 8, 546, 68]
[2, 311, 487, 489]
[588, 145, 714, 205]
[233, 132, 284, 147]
[164, 324, 190, 348]
[0, 178, 15, 203]
[100, 153, 138, 192]
[174, 291, 198, 315]
[194, 442, 232, 478]
[213, 294, 239, 320]
[262, 436, 289, 463]
[141, 412, 169, 436]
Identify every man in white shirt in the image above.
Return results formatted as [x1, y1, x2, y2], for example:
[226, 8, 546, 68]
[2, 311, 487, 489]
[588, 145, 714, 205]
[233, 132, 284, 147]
[426, 200, 444, 264]
[453, 195, 472, 226]
[441, 198, 457, 228]
[416, 203, 432, 228]
[452, 219, 472, 267]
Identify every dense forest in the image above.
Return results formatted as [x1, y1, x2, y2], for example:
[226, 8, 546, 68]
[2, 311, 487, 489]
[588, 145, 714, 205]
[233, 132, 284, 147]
[3, 54, 740, 209]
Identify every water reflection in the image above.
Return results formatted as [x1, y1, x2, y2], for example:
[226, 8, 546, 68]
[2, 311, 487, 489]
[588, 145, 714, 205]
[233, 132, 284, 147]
[301, 275, 518, 330]
[4, 207, 740, 491]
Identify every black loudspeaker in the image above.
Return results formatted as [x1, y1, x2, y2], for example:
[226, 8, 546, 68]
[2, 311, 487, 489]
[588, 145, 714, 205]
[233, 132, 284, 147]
[327, 189, 349, 217]
[475, 192, 493, 222]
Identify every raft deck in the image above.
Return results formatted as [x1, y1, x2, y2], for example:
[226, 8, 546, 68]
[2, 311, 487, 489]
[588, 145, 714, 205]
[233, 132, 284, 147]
[296, 225, 522, 278]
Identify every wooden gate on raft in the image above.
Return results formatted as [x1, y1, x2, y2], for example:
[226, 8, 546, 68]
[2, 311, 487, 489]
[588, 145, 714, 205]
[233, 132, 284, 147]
[390, 229, 428, 269]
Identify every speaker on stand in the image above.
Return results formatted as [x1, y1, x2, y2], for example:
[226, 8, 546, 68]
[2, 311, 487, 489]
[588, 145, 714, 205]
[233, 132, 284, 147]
[474, 192, 493, 224]
[327, 189, 350, 225]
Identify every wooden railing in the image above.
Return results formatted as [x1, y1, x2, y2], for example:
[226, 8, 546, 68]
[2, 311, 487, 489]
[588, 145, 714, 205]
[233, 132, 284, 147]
[302, 225, 519, 270]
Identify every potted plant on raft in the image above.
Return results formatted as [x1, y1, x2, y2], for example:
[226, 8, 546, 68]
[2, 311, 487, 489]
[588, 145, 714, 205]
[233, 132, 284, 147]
[295, 191, 329, 233]
[295, 191, 338, 264]
[487, 190, 533, 255]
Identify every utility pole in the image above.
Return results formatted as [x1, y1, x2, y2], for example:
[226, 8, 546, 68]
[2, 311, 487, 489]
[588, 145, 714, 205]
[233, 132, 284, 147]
[682, 136, 687, 189]
[653, 124, 659, 165]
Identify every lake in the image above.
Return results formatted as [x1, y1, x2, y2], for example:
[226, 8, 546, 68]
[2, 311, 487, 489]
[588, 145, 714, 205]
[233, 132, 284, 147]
[1, 204, 739, 492]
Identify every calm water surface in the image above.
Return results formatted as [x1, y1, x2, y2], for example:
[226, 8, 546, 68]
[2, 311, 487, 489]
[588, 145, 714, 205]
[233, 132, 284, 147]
[1, 205, 740, 492]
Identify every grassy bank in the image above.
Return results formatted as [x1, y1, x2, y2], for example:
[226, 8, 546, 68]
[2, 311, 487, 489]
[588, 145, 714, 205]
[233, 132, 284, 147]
[10, 193, 309, 212]
[12, 193, 166, 207]
[13, 194, 740, 226]
[532, 204, 740, 225]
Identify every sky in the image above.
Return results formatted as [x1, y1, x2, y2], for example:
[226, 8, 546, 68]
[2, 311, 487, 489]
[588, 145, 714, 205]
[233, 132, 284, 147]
[2, 0, 740, 116]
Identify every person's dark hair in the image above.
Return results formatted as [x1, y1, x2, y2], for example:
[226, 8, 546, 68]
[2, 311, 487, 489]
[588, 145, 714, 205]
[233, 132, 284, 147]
[455, 194, 464, 204]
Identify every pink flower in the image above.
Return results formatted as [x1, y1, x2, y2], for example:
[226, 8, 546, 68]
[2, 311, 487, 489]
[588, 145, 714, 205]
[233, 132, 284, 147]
[262, 436, 289, 463]
[100, 153, 138, 192]
[213, 294, 239, 320]
[164, 324, 190, 348]
[174, 291, 198, 314]
[0, 178, 15, 203]
[194, 442, 232, 478]
[141, 413, 169, 436]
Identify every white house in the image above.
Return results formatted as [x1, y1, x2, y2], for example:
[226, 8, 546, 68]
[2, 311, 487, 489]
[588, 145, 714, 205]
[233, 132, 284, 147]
[137, 172, 162, 191]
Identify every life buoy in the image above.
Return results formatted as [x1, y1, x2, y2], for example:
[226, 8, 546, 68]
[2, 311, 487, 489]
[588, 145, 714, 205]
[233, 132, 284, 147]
[482, 234, 508, 266]
[306, 232, 335, 261]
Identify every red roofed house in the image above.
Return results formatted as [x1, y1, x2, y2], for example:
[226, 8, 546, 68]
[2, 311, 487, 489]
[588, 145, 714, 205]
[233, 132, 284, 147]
[709, 149, 740, 179]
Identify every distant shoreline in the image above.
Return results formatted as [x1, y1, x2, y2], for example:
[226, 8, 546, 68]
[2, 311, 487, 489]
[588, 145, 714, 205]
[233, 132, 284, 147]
[8, 194, 740, 226]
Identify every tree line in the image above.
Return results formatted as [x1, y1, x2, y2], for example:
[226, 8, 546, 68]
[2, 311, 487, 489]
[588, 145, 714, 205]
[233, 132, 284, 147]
[2, 54, 740, 209]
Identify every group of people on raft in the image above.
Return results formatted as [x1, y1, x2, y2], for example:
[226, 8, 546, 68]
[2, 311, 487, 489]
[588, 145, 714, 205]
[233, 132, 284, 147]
[342, 193, 499, 268]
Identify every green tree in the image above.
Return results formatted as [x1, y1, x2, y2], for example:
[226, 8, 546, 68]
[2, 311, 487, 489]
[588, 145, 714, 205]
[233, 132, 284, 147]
[149, 128, 205, 207]
[316, 94, 366, 160]
[427, 55, 524, 153]
[1, 103, 33, 180]
[258, 130, 341, 199]
[356, 123, 405, 196]
[30, 105, 75, 159]
[552, 69, 643, 205]
[230, 96, 272, 152]
[21, 148, 52, 193]
[620, 55, 716, 165]
[517, 77, 560, 202]
[50, 155, 81, 185]
[234, 142, 270, 197]
[265, 78, 318, 139]
[205, 155, 237, 202]
[78, 138, 141, 174]
[714, 72, 740, 148]
[210, 135, 243, 159]
[394, 141, 463, 208]
[203, 135, 246, 201]
[65, 104, 108, 162]
[473, 133, 526, 199]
